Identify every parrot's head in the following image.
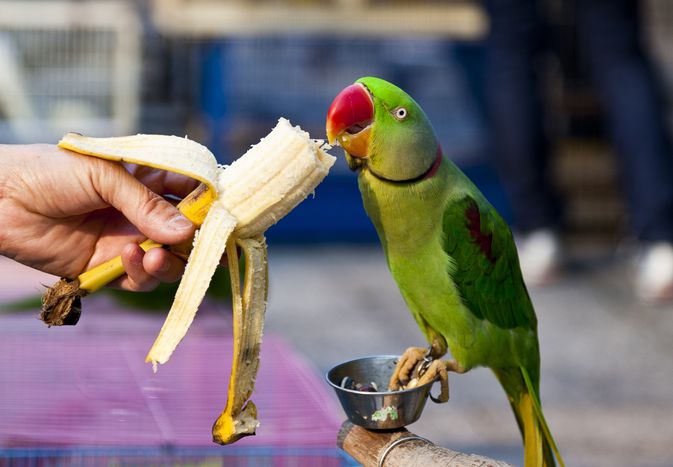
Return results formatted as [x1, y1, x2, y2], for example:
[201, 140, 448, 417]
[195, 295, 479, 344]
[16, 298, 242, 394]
[326, 77, 441, 183]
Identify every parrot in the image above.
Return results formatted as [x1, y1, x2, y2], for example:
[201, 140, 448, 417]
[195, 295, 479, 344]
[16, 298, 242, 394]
[326, 77, 564, 467]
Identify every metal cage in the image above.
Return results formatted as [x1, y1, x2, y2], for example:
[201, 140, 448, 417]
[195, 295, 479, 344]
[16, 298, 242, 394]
[0, 0, 141, 143]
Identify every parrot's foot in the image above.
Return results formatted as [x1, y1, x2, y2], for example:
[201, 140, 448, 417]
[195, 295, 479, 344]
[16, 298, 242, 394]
[389, 348, 465, 404]
[388, 343, 452, 389]
[415, 359, 449, 403]
[389, 347, 427, 390]
[444, 359, 466, 374]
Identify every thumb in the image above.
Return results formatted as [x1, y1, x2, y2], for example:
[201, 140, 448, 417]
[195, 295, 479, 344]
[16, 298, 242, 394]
[92, 162, 196, 245]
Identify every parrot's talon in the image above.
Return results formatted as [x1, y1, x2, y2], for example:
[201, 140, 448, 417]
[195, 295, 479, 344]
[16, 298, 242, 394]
[423, 345, 434, 358]
[429, 391, 445, 404]
[418, 359, 449, 404]
[417, 355, 433, 378]
[389, 346, 433, 390]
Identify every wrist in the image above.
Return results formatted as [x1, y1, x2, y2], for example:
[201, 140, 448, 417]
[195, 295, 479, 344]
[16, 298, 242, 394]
[0, 145, 11, 257]
[0, 144, 28, 258]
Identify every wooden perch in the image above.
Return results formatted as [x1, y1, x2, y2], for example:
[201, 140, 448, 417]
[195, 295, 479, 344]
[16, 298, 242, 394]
[337, 421, 514, 467]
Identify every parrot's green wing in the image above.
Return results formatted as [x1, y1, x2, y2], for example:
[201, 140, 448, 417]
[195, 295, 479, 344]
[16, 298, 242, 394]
[442, 194, 536, 331]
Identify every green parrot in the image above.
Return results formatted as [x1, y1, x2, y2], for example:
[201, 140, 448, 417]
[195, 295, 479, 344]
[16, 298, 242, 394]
[326, 77, 564, 467]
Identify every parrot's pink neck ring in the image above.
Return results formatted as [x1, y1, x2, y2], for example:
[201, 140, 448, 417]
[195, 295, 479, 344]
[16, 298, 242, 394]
[366, 145, 443, 184]
[422, 146, 443, 180]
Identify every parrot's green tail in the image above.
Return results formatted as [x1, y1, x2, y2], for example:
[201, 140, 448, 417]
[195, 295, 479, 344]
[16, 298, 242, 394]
[494, 367, 564, 467]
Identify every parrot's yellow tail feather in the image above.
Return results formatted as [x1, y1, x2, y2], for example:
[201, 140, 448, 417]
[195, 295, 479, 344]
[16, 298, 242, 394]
[520, 367, 565, 467]
[519, 390, 552, 467]
[495, 367, 564, 467]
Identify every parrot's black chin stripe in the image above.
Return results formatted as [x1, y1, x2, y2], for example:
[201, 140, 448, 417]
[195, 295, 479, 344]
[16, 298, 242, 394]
[359, 148, 443, 185]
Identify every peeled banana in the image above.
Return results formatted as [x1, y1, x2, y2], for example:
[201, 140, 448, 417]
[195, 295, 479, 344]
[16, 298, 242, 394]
[40, 118, 336, 444]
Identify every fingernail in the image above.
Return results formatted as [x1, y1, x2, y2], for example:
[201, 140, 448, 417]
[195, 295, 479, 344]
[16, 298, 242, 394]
[168, 214, 193, 231]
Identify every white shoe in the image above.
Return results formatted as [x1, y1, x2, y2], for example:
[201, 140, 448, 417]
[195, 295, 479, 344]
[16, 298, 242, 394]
[635, 242, 673, 302]
[516, 229, 562, 286]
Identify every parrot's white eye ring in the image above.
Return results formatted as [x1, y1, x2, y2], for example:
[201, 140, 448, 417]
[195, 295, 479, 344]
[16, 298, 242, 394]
[394, 107, 408, 120]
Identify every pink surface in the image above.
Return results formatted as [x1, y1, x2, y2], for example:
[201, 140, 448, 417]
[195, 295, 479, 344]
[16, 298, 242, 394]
[0, 257, 58, 302]
[0, 296, 342, 450]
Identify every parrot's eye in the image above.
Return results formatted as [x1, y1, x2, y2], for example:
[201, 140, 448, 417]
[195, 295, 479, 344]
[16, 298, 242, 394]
[393, 107, 408, 120]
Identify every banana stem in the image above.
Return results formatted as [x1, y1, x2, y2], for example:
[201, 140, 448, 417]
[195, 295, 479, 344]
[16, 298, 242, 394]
[39, 238, 162, 326]
[78, 239, 162, 292]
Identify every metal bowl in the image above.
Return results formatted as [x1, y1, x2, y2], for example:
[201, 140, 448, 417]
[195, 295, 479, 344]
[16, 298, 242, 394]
[326, 355, 439, 430]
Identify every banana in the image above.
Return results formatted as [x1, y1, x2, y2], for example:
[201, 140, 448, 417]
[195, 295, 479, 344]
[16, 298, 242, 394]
[39, 118, 336, 444]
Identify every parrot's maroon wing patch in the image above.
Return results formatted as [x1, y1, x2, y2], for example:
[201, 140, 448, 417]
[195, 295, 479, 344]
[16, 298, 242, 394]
[465, 201, 495, 264]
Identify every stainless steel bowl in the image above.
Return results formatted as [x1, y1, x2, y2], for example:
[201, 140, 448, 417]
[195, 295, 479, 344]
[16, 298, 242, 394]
[326, 355, 439, 430]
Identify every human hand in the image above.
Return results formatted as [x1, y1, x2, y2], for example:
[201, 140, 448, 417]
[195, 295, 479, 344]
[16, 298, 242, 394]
[0, 144, 199, 291]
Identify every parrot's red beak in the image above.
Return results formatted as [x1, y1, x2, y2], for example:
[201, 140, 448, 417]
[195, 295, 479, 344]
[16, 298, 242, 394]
[326, 83, 373, 158]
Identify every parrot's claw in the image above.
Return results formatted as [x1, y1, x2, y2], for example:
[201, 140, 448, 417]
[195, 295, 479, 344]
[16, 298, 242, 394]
[389, 349, 462, 403]
[389, 346, 437, 390]
[419, 359, 449, 403]
[389, 347, 426, 390]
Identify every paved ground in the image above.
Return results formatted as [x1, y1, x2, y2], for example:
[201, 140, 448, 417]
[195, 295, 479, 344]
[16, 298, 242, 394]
[3, 245, 673, 466]
[265, 245, 673, 467]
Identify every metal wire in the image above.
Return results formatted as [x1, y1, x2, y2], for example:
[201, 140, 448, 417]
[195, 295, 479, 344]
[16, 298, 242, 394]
[377, 435, 433, 467]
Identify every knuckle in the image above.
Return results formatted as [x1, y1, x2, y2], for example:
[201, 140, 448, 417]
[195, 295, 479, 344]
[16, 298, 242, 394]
[141, 192, 169, 219]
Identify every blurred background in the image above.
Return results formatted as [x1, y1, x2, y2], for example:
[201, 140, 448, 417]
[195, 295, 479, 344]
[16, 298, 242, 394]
[1, 0, 673, 466]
